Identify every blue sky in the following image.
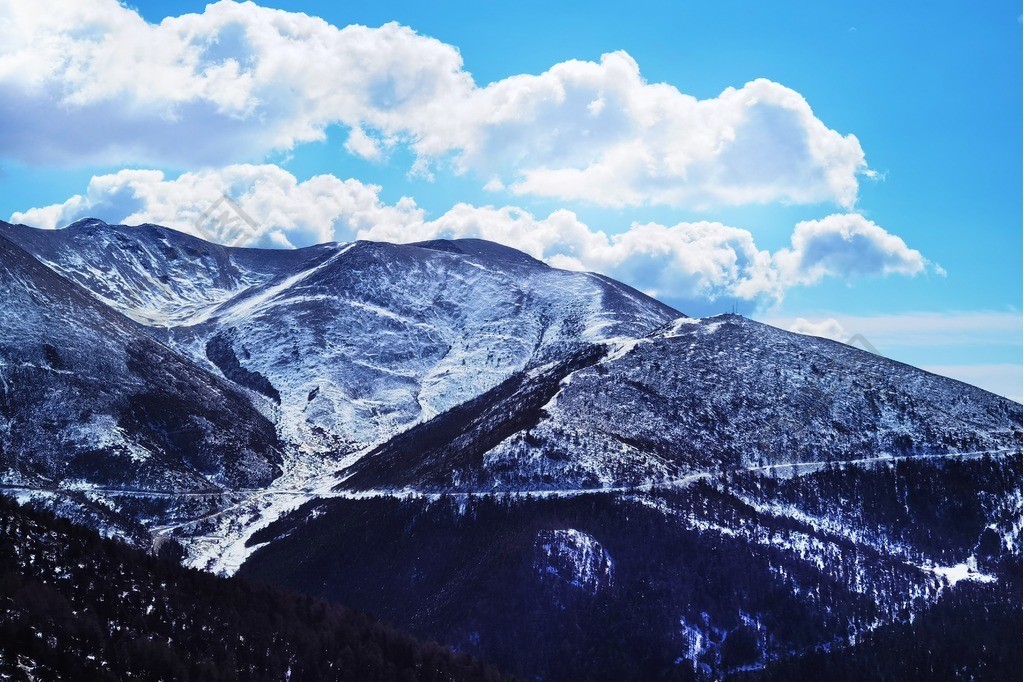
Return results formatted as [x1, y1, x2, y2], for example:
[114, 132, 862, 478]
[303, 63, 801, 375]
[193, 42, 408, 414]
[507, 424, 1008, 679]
[0, 1, 1020, 399]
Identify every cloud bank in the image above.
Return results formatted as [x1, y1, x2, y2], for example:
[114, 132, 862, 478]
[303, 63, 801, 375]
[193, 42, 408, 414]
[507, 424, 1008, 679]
[766, 311, 1023, 350]
[0, 0, 869, 209]
[11, 164, 930, 311]
[785, 317, 850, 342]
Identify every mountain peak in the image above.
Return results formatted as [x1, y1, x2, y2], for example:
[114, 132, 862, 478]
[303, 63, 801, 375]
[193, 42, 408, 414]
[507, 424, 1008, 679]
[411, 237, 548, 268]
[65, 217, 110, 230]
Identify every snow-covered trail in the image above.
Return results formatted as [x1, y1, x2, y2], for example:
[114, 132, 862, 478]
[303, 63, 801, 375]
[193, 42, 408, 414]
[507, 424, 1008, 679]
[330, 447, 1021, 500]
[3, 447, 1016, 503]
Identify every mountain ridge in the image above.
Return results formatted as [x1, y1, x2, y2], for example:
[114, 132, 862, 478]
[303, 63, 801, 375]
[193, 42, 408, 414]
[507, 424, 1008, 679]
[0, 217, 1020, 680]
[0, 229, 282, 496]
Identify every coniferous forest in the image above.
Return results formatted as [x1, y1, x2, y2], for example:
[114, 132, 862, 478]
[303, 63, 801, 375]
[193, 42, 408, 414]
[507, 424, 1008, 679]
[241, 458, 1023, 681]
[0, 495, 511, 681]
[4, 477, 1019, 679]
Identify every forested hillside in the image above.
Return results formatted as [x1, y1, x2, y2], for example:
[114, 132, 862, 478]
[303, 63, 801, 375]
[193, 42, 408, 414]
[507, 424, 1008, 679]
[244, 456, 1022, 680]
[0, 495, 510, 681]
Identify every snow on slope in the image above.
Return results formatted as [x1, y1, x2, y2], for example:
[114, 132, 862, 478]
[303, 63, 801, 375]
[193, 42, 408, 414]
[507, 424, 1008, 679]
[0, 230, 281, 494]
[0, 220, 681, 561]
[2, 219, 1020, 680]
[3, 221, 679, 464]
[184, 239, 677, 454]
[337, 314, 1021, 493]
[534, 528, 615, 596]
[2, 219, 1020, 591]
[474, 315, 1022, 489]
[1, 219, 294, 326]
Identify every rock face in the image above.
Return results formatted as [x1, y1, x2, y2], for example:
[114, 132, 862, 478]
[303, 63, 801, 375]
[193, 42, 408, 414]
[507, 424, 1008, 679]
[0, 218, 1020, 680]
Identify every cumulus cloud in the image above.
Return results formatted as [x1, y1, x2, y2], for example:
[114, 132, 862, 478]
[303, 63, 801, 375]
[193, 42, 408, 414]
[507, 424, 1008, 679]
[485, 64, 867, 208]
[10, 165, 426, 249]
[772, 213, 932, 287]
[10, 165, 927, 311]
[0, 1, 471, 166]
[0, 0, 869, 209]
[786, 317, 850, 341]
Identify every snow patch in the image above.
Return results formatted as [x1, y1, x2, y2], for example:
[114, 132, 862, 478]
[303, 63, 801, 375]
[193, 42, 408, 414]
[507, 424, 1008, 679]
[534, 528, 614, 595]
[924, 560, 996, 587]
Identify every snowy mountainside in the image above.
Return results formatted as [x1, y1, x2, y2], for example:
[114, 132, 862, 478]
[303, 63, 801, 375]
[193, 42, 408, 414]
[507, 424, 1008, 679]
[0, 231, 281, 495]
[478, 314, 1021, 486]
[179, 237, 676, 452]
[3, 220, 679, 458]
[0, 218, 333, 327]
[0, 218, 1021, 680]
[243, 454, 1022, 680]
[185, 236, 659, 448]
[337, 315, 1021, 492]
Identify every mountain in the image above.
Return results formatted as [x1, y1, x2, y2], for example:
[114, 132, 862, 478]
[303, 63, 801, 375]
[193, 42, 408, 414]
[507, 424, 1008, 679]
[243, 456, 1022, 680]
[3, 219, 677, 454]
[0, 218, 321, 327]
[0, 218, 1020, 679]
[337, 314, 1019, 492]
[0, 494, 510, 681]
[0, 230, 281, 538]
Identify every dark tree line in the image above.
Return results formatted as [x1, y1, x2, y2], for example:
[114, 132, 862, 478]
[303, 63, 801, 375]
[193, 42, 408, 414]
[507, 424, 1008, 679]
[735, 580, 1021, 681]
[0, 495, 512, 681]
[243, 457, 1022, 681]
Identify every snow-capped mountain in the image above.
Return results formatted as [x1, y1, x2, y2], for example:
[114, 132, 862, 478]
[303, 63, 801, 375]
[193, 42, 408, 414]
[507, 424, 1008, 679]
[338, 314, 1020, 492]
[0, 229, 280, 497]
[178, 236, 677, 453]
[4, 219, 677, 457]
[0, 218, 1020, 679]
[0, 218, 321, 327]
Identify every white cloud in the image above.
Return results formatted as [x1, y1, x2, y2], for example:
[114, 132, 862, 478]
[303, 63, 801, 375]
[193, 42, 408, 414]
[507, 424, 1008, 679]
[343, 127, 383, 162]
[786, 317, 849, 341]
[0, 1, 472, 166]
[9, 164, 426, 248]
[488, 64, 867, 209]
[10, 165, 926, 312]
[772, 213, 933, 287]
[0, 0, 869, 209]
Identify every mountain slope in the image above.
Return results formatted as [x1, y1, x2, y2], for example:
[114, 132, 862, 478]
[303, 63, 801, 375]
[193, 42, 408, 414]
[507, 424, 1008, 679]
[0, 231, 281, 500]
[179, 238, 677, 453]
[2, 220, 680, 459]
[0, 495, 511, 682]
[0, 219, 1020, 679]
[0, 218, 331, 327]
[244, 454, 1022, 680]
[338, 315, 1021, 492]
